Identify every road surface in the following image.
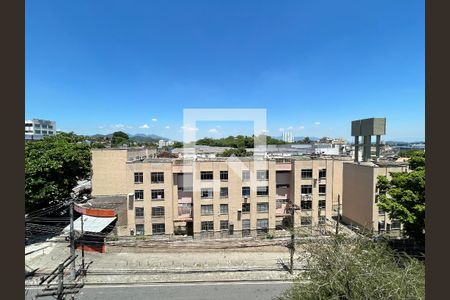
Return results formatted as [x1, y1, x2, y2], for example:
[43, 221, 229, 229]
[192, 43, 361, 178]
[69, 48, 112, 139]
[26, 281, 291, 300]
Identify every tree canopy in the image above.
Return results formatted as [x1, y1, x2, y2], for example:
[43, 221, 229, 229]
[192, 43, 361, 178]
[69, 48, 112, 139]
[25, 132, 91, 213]
[276, 234, 425, 300]
[111, 131, 130, 147]
[217, 147, 253, 157]
[377, 151, 425, 242]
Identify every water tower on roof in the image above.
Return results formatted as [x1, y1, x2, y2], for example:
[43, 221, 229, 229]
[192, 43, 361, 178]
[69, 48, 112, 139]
[351, 118, 386, 162]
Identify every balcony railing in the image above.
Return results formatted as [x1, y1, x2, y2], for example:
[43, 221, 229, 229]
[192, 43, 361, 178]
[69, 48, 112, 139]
[177, 207, 192, 218]
[276, 203, 289, 216]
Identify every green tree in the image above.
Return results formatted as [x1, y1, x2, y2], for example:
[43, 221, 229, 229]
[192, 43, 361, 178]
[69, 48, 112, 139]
[377, 151, 425, 242]
[111, 131, 130, 147]
[276, 234, 425, 300]
[25, 132, 91, 213]
[217, 147, 252, 157]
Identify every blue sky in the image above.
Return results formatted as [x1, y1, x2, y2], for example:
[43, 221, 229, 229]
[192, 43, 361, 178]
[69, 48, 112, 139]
[25, 0, 424, 142]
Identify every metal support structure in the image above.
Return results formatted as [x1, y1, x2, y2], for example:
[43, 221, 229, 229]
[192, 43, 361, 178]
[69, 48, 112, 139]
[81, 213, 85, 276]
[336, 195, 341, 235]
[69, 200, 76, 280]
[56, 264, 64, 300]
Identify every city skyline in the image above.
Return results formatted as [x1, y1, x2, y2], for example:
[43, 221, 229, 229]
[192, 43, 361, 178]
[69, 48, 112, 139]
[26, 0, 424, 142]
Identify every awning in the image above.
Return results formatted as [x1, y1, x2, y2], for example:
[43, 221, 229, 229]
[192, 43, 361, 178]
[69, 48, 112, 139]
[63, 215, 116, 233]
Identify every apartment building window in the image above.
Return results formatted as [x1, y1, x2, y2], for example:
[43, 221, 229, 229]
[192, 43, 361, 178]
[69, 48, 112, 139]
[220, 220, 229, 230]
[151, 189, 165, 200]
[135, 224, 145, 235]
[151, 172, 164, 183]
[301, 216, 312, 226]
[201, 205, 214, 215]
[318, 216, 326, 225]
[151, 206, 165, 218]
[256, 219, 269, 234]
[256, 186, 269, 196]
[301, 169, 313, 179]
[242, 170, 250, 181]
[378, 221, 386, 232]
[301, 200, 312, 210]
[220, 171, 228, 181]
[256, 170, 269, 181]
[242, 203, 250, 213]
[242, 186, 250, 197]
[319, 169, 326, 178]
[220, 204, 228, 214]
[257, 202, 269, 213]
[134, 190, 144, 201]
[318, 184, 326, 195]
[242, 219, 251, 237]
[301, 185, 313, 194]
[220, 187, 228, 198]
[201, 221, 214, 231]
[201, 171, 213, 180]
[134, 172, 143, 184]
[378, 207, 385, 215]
[276, 199, 287, 209]
[135, 207, 144, 218]
[391, 220, 401, 230]
[318, 200, 326, 209]
[152, 223, 165, 235]
[201, 188, 213, 199]
[35, 130, 41, 134]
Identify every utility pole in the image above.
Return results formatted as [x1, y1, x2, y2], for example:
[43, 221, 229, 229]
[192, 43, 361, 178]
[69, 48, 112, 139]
[69, 200, 76, 280]
[335, 194, 341, 235]
[80, 213, 85, 276]
[289, 206, 295, 274]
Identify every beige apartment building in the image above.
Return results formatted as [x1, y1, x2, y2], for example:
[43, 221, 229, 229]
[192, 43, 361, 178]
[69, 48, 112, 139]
[341, 161, 409, 234]
[91, 148, 348, 238]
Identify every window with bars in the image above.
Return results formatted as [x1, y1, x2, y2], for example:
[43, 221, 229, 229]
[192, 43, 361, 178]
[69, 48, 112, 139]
[242, 170, 250, 181]
[135, 207, 144, 218]
[134, 172, 143, 184]
[256, 186, 269, 196]
[242, 219, 251, 236]
[318, 216, 326, 224]
[301, 216, 312, 226]
[301, 169, 313, 179]
[391, 220, 401, 229]
[201, 221, 214, 231]
[220, 220, 229, 230]
[220, 187, 228, 198]
[134, 190, 144, 201]
[257, 202, 269, 213]
[201, 171, 213, 180]
[151, 172, 164, 183]
[242, 186, 250, 197]
[301, 185, 313, 194]
[256, 170, 269, 181]
[257, 219, 268, 229]
[135, 224, 145, 235]
[220, 204, 228, 214]
[201, 188, 214, 199]
[151, 206, 165, 217]
[201, 205, 214, 215]
[220, 171, 228, 181]
[152, 223, 165, 235]
[242, 203, 250, 213]
[301, 200, 312, 210]
[318, 200, 326, 209]
[318, 184, 326, 194]
[151, 189, 165, 200]
[319, 169, 326, 178]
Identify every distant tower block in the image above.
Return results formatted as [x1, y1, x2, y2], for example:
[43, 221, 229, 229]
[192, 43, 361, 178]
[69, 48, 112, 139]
[351, 118, 386, 162]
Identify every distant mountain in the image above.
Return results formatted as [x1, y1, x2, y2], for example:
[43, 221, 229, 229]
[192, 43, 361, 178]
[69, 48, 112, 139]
[293, 136, 320, 142]
[131, 134, 168, 142]
[87, 133, 168, 142]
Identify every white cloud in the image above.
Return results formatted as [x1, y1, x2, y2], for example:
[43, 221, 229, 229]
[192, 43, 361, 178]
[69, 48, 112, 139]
[314, 122, 321, 126]
[278, 128, 285, 132]
[113, 124, 125, 129]
[287, 126, 293, 130]
[165, 125, 171, 129]
[139, 124, 150, 129]
[151, 118, 158, 122]
[261, 129, 269, 134]
[299, 126, 305, 130]
[98, 126, 104, 129]
[208, 128, 218, 133]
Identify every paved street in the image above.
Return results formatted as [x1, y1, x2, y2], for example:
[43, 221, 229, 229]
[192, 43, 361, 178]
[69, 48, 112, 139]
[26, 281, 291, 300]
